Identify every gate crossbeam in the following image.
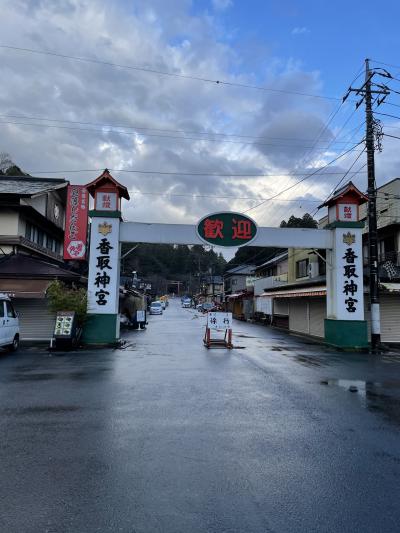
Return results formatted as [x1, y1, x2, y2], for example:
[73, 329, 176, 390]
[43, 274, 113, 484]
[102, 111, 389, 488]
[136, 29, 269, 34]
[120, 222, 333, 249]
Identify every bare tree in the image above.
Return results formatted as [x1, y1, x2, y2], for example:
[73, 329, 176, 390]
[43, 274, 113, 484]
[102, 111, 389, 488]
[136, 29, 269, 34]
[0, 152, 14, 174]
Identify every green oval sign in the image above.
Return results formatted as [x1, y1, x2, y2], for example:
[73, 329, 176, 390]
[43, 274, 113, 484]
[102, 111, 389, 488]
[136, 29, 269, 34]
[197, 211, 258, 247]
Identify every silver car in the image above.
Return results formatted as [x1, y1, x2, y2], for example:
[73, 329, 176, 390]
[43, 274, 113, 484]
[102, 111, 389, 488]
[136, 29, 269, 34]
[149, 301, 163, 315]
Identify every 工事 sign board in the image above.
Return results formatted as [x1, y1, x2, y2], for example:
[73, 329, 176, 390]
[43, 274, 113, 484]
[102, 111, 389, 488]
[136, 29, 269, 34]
[207, 312, 233, 330]
[63, 185, 89, 260]
[87, 218, 120, 314]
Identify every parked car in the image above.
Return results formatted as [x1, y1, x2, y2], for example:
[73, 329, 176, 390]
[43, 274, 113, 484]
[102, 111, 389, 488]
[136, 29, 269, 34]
[149, 301, 163, 315]
[160, 300, 167, 310]
[182, 298, 191, 308]
[200, 302, 214, 313]
[0, 294, 19, 351]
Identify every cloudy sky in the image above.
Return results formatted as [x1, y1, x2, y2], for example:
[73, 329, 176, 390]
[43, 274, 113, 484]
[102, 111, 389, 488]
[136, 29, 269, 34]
[1, 0, 400, 234]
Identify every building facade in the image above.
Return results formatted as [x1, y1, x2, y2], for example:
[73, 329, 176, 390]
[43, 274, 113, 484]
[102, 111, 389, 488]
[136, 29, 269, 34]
[0, 176, 84, 341]
[253, 179, 400, 344]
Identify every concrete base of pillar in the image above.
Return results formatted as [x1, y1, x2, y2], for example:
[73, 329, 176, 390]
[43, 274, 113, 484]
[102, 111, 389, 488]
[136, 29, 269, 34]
[324, 319, 368, 350]
[82, 314, 119, 345]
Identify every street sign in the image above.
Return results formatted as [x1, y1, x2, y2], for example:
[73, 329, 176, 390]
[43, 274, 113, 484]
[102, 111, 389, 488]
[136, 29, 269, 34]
[207, 312, 232, 330]
[197, 212, 257, 247]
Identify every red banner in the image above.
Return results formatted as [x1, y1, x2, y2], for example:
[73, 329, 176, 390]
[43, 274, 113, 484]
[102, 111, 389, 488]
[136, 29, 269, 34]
[63, 185, 89, 260]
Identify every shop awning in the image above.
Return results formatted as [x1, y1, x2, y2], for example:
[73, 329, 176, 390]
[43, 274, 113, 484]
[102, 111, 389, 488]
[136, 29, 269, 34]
[0, 279, 51, 299]
[380, 283, 400, 293]
[260, 286, 326, 298]
[227, 292, 251, 299]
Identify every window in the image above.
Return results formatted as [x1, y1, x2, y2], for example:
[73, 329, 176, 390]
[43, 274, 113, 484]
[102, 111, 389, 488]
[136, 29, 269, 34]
[5, 301, 16, 318]
[296, 259, 309, 279]
[0, 302, 4, 318]
[37, 229, 44, 246]
[318, 250, 326, 276]
[25, 222, 32, 240]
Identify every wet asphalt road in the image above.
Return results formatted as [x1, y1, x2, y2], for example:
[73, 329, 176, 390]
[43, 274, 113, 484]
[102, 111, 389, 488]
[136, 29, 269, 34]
[1, 301, 400, 532]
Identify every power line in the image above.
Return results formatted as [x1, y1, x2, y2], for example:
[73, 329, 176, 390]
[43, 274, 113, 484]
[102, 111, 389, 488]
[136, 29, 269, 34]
[128, 189, 322, 202]
[26, 166, 367, 178]
[382, 132, 400, 141]
[0, 112, 358, 145]
[259, 65, 365, 224]
[0, 44, 342, 101]
[0, 119, 365, 150]
[311, 153, 367, 217]
[375, 111, 400, 121]
[382, 101, 400, 110]
[242, 142, 364, 214]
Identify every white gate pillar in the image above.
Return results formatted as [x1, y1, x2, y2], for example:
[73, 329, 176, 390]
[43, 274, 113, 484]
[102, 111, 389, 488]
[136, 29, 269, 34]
[82, 170, 130, 345]
[322, 183, 369, 348]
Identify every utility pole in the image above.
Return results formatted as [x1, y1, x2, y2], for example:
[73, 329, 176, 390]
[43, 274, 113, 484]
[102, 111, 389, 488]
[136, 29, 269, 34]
[364, 59, 381, 351]
[343, 59, 390, 352]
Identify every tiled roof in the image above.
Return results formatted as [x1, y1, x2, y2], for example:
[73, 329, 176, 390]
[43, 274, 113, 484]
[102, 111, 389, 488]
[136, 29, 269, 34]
[0, 176, 67, 196]
[225, 264, 255, 275]
[0, 254, 81, 279]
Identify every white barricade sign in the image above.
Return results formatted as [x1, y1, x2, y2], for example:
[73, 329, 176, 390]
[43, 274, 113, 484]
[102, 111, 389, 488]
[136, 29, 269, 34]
[136, 310, 145, 322]
[207, 312, 232, 330]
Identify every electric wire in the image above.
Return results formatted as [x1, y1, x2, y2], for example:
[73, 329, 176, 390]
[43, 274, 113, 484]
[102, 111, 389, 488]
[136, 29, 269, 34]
[0, 113, 354, 144]
[0, 119, 365, 150]
[242, 142, 364, 214]
[25, 167, 367, 178]
[0, 44, 342, 101]
[128, 189, 322, 202]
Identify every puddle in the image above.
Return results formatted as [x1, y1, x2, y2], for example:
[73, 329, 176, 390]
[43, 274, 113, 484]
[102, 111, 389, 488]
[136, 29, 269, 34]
[118, 341, 137, 351]
[321, 379, 400, 390]
[1, 405, 81, 415]
[294, 354, 325, 367]
[321, 379, 400, 426]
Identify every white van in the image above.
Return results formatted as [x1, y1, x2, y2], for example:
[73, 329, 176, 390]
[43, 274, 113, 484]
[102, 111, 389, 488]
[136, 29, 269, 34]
[0, 294, 19, 351]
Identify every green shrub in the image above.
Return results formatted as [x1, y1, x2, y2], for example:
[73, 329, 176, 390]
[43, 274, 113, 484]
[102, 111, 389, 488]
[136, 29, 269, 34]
[47, 280, 87, 326]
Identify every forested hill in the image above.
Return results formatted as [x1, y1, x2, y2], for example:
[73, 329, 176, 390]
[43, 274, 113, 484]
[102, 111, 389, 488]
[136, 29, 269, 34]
[121, 243, 226, 277]
[225, 213, 318, 270]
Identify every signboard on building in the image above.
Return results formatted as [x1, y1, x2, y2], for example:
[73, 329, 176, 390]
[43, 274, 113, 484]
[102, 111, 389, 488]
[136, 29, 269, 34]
[87, 218, 120, 314]
[96, 191, 118, 211]
[207, 312, 233, 330]
[333, 229, 364, 320]
[197, 212, 257, 247]
[338, 204, 357, 222]
[63, 185, 89, 260]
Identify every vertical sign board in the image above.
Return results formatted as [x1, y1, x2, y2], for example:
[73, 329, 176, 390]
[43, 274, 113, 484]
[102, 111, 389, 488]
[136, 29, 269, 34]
[63, 185, 89, 260]
[87, 218, 120, 315]
[333, 229, 364, 320]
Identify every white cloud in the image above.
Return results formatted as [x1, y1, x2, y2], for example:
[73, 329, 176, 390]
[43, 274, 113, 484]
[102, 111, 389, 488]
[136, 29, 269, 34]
[0, 0, 358, 232]
[212, 0, 233, 11]
[291, 27, 310, 35]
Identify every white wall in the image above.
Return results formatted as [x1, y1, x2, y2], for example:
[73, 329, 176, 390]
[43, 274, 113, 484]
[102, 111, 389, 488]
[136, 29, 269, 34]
[0, 210, 19, 234]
